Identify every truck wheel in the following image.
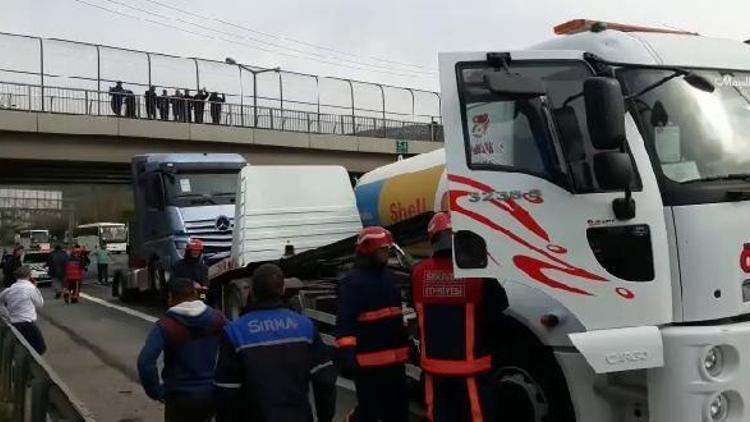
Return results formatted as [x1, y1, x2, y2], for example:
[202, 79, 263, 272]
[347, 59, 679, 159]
[494, 341, 576, 422]
[112, 270, 136, 302]
[149, 261, 170, 305]
[224, 278, 251, 320]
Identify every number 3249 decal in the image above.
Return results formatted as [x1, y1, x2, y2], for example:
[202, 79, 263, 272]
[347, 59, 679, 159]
[467, 189, 543, 203]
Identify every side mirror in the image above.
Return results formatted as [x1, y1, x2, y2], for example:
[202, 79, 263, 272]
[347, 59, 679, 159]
[584, 77, 626, 150]
[484, 72, 546, 99]
[594, 152, 633, 190]
[594, 152, 636, 220]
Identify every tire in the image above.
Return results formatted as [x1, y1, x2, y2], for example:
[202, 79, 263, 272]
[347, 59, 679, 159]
[494, 339, 576, 422]
[149, 260, 170, 305]
[223, 278, 251, 320]
[112, 270, 136, 302]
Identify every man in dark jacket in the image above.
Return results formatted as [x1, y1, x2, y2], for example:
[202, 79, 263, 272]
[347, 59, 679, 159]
[158, 89, 170, 120]
[2, 246, 23, 288]
[109, 81, 124, 116]
[208, 92, 225, 124]
[138, 277, 227, 422]
[183, 89, 193, 123]
[335, 227, 410, 422]
[47, 244, 68, 299]
[172, 239, 208, 286]
[145, 86, 157, 119]
[171, 89, 183, 122]
[172, 239, 213, 305]
[215, 263, 336, 422]
[124, 90, 137, 118]
[193, 89, 208, 123]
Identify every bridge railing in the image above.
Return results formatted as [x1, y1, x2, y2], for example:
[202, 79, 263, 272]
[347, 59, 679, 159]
[0, 321, 94, 422]
[0, 80, 444, 142]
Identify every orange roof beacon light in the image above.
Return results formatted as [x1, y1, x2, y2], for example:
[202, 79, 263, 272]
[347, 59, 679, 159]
[553, 19, 698, 36]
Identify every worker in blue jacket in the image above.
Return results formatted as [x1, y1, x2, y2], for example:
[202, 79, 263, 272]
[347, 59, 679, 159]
[137, 277, 227, 422]
[214, 263, 337, 422]
[335, 226, 410, 422]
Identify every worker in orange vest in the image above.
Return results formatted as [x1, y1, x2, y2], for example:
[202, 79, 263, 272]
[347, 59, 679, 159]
[335, 226, 410, 422]
[63, 246, 86, 304]
[411, 212, 509, 421]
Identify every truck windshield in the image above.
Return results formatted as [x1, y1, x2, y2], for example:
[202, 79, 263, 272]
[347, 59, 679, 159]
[30, 232, 49, 243]
[101, 226, 127, 243]
[165, 172, 238, 207]
[621, 69, 750, 184]
[23, 253, 49, 263]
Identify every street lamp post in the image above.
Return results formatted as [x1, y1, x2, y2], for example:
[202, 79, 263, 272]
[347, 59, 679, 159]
[225, 57, 280, 128]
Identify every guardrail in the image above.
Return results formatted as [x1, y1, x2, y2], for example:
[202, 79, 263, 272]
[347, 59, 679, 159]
[0, 80, 444, 143]
[0, 322, 94, 422]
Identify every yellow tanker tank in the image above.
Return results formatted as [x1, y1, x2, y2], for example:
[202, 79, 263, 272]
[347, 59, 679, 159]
[355, 149, 447, 228]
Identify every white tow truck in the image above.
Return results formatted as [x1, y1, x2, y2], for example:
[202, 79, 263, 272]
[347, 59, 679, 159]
[356, 18, 750, 422]
[429, 19, 750, 422]
[120, 19, 750, 421]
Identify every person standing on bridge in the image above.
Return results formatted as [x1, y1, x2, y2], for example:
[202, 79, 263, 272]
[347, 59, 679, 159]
[109, 81, 124, 116]
[92, 243, 112, 285]
[138, 278, 227, 422]
[208, 92, 225, 124]
[158, 89, 170, 120]
[172, 89, 183, 122]
[0, 266, 46, 354]
[214, 263, 337, 422]
[411, 212, 508, 422]
[145, 86, 158, 120]
[335, 227, 410, 422]
[184, 89, 194, 123]
[193, 88, 208, 124]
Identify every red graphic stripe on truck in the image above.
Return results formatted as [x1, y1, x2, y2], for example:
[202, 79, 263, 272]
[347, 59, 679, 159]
[448, 174, 607, 296]
[448, 174, 550, 242]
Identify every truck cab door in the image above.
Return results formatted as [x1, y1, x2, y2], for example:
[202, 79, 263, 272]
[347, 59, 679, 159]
[439, 51, 672, 331]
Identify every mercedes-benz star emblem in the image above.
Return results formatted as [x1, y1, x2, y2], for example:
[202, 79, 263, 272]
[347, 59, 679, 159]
[215, 215, 231, 232]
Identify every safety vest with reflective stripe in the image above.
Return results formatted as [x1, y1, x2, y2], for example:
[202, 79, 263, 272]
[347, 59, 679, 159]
[412, 256, 496, 376]
[335, 267, 410, 369]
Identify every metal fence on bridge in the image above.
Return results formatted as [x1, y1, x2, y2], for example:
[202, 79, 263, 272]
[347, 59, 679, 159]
[0, 80, 444, 142]
[0, 322, 93, 421]
[0, 32, 444, 142]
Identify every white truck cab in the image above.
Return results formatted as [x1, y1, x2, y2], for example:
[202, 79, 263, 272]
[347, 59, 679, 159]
[439, 19, 750, 422]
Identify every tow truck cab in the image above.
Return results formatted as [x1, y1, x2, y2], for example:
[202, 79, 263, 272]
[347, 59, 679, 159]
[439, 20, 750, 422]
[129, 153, 246, 294]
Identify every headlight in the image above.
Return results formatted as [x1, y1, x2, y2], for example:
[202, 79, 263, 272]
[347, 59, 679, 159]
[709, 393, 729, 421]
[704, 346, 724, 377]
[174, 240, 188, 251]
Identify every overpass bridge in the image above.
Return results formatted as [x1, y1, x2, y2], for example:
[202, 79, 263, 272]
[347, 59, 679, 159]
[0, 32, 444, 183]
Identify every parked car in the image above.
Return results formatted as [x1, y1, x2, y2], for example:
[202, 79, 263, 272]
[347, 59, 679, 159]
[21, 251, 51, 286]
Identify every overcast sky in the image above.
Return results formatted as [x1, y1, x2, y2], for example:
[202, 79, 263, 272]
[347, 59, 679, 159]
[2, 0, 749, 93]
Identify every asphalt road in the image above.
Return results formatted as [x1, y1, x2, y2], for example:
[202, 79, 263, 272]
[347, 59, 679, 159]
[36, 254, 358, 421]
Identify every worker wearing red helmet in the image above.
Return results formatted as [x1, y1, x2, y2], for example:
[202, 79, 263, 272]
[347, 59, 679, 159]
[172, 239, 211, 302]
[411, 212, 509, 421]
[63, 246, 86, 304]
[335, 226, 410, 422]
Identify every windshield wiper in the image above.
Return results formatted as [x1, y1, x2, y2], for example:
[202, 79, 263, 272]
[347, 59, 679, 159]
[211, 192, 236, 197]
[173, 193, 216, 204]
[681, 173, 750, 184]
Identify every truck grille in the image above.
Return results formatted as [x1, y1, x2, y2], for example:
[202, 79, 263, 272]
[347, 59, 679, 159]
[184, 218, 234, 263]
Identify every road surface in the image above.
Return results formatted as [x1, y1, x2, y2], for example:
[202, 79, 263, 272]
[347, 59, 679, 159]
[36, 255, 358, 421]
